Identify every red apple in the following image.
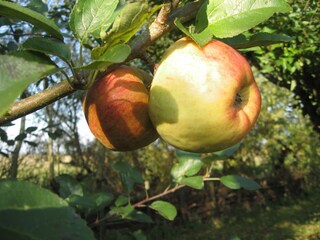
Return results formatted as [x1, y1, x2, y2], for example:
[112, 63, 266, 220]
[149, 37, 261, 153]
[83, 66, 158, 151]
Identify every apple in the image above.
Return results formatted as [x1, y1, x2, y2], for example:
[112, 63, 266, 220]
[148, 37, 261, 153]
[83, 66, 158, 151]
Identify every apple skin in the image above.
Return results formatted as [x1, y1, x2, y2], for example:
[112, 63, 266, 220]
[148, 37, 261, 153]
[83, 66, 158, 151]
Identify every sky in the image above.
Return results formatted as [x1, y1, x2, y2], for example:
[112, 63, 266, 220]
[3, 113, 94, 145]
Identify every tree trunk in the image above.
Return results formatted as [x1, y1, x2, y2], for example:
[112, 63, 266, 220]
[9, 116, 25, 179]
[46, 104, 55, 182]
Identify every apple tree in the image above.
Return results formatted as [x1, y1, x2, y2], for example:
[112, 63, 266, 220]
[0, 0, 295, 239]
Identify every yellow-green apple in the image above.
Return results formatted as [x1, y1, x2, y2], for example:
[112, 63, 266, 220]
[83, 66, 158, 151]
[148, 37, 261, 153]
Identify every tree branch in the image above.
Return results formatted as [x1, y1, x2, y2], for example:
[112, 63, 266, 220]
[0, 1, 202, 126]
[0, 81, 76, 125]
[133, 184, 186, 207]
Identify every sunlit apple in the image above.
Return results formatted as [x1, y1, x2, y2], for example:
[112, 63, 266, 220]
[83, 66, 158, 151]
[149, 37, 261, 153]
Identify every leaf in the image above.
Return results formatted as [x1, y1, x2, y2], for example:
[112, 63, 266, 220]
[104, 2, 148, 44]
[21, 37, 71, 62]
[195, 0, 292, 39]
[0, 128, 8, 142]
[23, 140, 38, 147]
[93, 3, 160, 59]
[0, 180, 95, 240]
[149, 201, 177, 221]
[175, 149, 202, 164]
[14, 133, 27, 141]
[220, 175, 261, 190]
[113, 162, 144, 193]
[0, 151, 9, 158]
[221, 32, 294, 49]
[115, 195, 129, 207]
[82, 43, 131, 71]
[7, 140, 15, 146]
[171, 149, 203, 180]
[174, 18, 211, 47]
[127, 209, 153, 223]
[0, 1, 63, 40]
[55, 174, 84, 198]
[91, 192, 114, 211]
[92, 6, 122, 40]
[66, 194, 96, 211]
[179, 176, 204, 190]
[111, 204, 153, 223]
[27, 0, 48, 14]
[25, 126, 37, 133]
[0, 51, 60, 117]
[133, 229, 147, 240]
[69, 0, 119, 44]
[111, 204, 134, 218]
[202, 143, 242, 163]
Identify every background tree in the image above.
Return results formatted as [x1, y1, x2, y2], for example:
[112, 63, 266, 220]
[250, 0, 320, 132]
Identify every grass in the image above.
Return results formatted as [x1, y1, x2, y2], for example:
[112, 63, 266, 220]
[146, 191, 320, 240]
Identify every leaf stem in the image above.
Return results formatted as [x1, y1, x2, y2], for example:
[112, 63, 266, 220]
[204, 177, 221, 181]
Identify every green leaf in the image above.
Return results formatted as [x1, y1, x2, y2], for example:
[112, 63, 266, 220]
[0, 128, 8, 142]
[94, 3, 160, 59]
[0, 51, 60, 117]
[21, 37, 71, 62]
[203, 143, 242, 163]
[69, 0, 119, 44]
[0, 180, 95, 240]
[127, 209, 153, 223]
[174, 18, 211, 47]
[91, 192, 114, 211]
[133, 229, 147, 240]
[221, 32, 294, 49]
[111, 204, 153, 223]
[195, 0, 292, 39]
[111, 204, 134, 218]
[179, 176, 204, 190]
[82, 43, 131, 71]
[104, 2, 148, 44]
[14, 133, 27, 141]
[27, 0, 48, 14]
[66, 194, 97, 211]
[55, 174, 84, 198]
[0, 1, 63, 40]
[92, 6, 122, 40]
[149, 201, 177, 221]
[115, 195, 129, 207]
[24, 140, 38, 147]
[25, 126, 37, 133]
[171, 149, 203, 180]
[66, 194, 96, 209]
[220, 175, 261, 190]
[113, 162, 144, 193]
[175, 149, 201, 162]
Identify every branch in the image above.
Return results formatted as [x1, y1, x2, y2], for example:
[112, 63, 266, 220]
[0, 81, 76, 125]
[133, 184, 186, 207]
[89, 176, 219, 227]
[0, 1, 202, 126]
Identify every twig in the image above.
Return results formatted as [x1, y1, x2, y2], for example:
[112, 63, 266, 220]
[133, 183, 186, 207]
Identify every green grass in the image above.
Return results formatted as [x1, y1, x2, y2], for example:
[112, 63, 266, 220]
[146, 191, 320, 240]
